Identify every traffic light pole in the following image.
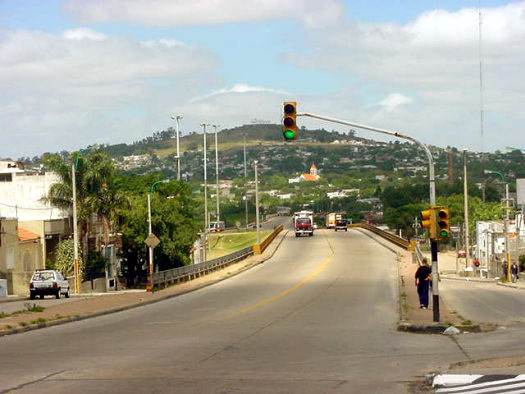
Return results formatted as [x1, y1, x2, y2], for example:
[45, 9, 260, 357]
[296, 111, 440, 322]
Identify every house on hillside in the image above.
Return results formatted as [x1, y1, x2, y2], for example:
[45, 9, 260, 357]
[288, 164, 320, 183]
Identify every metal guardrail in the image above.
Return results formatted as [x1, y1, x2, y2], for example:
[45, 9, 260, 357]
[152, 224, 285, 289]
[414, 242, 425, 266]
[152, 246, 253, 288]
[351, 223, 410, 250]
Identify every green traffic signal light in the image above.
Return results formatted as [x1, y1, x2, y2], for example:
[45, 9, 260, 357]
[437, 208, 450, 240]
[282, 101, 297, 140]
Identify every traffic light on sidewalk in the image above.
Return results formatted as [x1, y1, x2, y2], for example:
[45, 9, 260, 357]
[436, 207, 450, 240]
[420, 207, 436, 240]
[282, 101, 297, 141]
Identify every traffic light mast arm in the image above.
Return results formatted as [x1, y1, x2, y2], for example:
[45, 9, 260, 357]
[297, 111, 436, 204]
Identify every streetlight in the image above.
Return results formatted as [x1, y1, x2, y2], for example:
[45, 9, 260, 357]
[254, 160, 260, 246]
[463, 149, 471, 270]
[296, 110, 440, 321]
[243, 133, 248, 229]
[485, 169, 511, 281]
[212, 124, 220, 223]
[201, 123, 210, 257]
[171, 115, 183, 181]
[147, 179, 170, 292]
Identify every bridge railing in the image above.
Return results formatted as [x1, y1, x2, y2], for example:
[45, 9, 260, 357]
[152, 224, 284, 289]
[350, 223, 410, 250]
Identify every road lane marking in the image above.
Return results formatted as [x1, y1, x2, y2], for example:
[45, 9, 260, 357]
[230, 257, 333, 318]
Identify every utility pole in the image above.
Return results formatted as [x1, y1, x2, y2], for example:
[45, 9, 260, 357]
[213, 124, 220, 223]
[71, 162, 80, 295]
[201, 123, 210, 260]
[243, 133, 249, 229]
[254, 160, 260, 246]
[171, 115, 183, 181]
[463, 149, 471, 269]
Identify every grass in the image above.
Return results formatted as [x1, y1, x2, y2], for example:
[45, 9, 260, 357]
[0, 312, 8, 319]
[26, 303, 45, 312]
[18, 321, 28, 327]
[207, 230, 271, 260]
[30, 318, 48, 325]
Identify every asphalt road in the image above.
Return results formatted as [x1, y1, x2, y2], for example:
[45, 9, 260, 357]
[440, 279, 525, 325]
[1, 229, 524, 393]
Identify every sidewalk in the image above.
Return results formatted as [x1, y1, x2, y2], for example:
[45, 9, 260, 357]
[0, 229, 289, 337]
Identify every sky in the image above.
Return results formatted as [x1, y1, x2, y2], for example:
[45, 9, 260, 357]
[1, 0, 524, 158]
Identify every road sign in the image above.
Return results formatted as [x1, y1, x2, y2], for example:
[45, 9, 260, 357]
[144, 233, 160, 248]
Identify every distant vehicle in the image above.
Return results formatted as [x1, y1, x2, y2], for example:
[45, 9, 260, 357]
[325, 212, 343, 229]
[457, 250, 466, 258]
[209, 221, 225, 233]
[293, 210, 314, 237]
[29, 270, 70, 300]
[334, 219, 348, 232]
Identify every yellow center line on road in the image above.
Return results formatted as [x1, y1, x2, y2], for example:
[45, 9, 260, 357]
[229, 257, 333, 318]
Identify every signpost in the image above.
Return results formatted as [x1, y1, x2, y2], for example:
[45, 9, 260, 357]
[145, 233, 160, 292]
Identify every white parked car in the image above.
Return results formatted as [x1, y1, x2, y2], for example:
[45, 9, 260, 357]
[29, 270, 70, 300]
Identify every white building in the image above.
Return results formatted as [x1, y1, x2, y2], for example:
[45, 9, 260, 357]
[0, 160, 71, 263]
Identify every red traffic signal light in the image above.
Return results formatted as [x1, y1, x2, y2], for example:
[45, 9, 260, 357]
[282, 101, 297, 141]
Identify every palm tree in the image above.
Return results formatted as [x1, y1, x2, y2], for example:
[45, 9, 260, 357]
[43, 149, 123, 274]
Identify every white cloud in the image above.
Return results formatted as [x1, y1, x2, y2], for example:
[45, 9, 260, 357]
[191, 84, 289, 102]
[378, 93, 413, 112]
[63, 0, 342, 28]
[61, 28, 107, 41]
[0, 28, 217, 156]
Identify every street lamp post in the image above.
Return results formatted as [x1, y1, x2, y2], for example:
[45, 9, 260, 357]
[171, 115, 183, 181]
[213, 124, 220, 223]
[201, 123, 210, 259]
[254, 160, 260, 246]
[485, 169, 511, 281]
[463, 149, 471, 270]
[147, 179, 170, 292]
[243, 133, 248, 229]
[71, 161, 80, 295]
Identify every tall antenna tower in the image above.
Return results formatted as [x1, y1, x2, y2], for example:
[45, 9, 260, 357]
[479, 3, 486, 201]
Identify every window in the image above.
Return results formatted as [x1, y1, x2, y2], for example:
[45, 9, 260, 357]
[0, 174, 12, 182]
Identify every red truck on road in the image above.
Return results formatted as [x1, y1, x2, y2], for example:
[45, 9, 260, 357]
[293, 211, 314, 237]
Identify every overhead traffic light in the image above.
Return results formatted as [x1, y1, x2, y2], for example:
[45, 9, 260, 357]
[420, 207, 436, 240]
[282, 101, 297, 141]
[436, 207, 450, 240]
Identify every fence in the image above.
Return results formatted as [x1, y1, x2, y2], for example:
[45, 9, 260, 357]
[351, 223, 410, 250]
[152, 224, 284, 289]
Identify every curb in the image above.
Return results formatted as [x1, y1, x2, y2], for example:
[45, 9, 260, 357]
[397, 322, 482, 334]
[0, 230, 290, 338]
[497, 281, 525, 290]
[440, 275, 497, 283]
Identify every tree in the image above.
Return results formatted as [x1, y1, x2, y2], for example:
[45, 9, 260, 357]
[43, 149, 122, 273]
[115, 176, 200, 285]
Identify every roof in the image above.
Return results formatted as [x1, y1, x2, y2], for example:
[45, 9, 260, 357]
[310, 164, 317, 169]
[18, 228, 40, 242]
[301, 174, 318, 181]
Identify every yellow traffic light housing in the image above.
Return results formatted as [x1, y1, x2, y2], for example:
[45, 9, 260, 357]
[436, 207, 450, 240]
[421, 206, 450, 241]
[282, 101, 297, 141]
[420, 208, 436, 240]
